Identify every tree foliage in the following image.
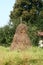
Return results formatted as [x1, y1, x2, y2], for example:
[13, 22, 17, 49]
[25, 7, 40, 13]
[10, 0, 43, 22]
[0, 25, 15, 46]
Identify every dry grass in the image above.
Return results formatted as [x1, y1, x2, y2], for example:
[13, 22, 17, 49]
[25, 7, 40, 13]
[10, 23, 31, 50]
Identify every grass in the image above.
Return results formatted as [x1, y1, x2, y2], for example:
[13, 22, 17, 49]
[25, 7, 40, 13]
[0, 46, 43, 65]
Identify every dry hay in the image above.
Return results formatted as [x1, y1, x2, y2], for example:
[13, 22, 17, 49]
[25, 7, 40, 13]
[10, 23, 32, 50]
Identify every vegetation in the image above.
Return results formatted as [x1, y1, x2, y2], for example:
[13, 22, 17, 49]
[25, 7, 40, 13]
[0, 46, 43, 65]
[10, 0, 43, 22]
[0, 0, 43, 46]
[0, 0, 43, 65]
[0, 25, 15, 46]
[9, 0, 43, 45]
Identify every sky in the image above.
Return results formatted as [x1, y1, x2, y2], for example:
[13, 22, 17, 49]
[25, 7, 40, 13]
[0, 0, 15, 27]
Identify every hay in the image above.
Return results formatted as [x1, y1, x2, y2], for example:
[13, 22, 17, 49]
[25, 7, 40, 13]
[10, 23, 32, 50]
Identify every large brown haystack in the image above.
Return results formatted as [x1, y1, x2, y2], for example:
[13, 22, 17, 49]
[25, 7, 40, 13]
[10, 23, 32, 50]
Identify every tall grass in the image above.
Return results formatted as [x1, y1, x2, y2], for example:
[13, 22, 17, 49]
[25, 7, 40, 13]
[0, 46, 43, 65]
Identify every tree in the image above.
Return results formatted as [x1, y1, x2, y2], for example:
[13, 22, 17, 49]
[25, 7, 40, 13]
[9, 0, 43, 46]
[10, 0, 43, 23]
[0, 25, 15, 46]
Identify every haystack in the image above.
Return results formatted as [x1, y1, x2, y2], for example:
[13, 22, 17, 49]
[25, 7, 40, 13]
[10, 23, 32, 50]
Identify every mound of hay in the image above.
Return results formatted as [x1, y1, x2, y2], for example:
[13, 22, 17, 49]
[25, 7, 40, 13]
[10, 23, 32, 50]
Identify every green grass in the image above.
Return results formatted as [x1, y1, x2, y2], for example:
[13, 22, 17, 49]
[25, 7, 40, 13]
[0, 46, 43, 65]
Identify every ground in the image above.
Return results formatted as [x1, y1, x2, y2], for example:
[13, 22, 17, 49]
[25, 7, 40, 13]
[0, 46, 43, 65]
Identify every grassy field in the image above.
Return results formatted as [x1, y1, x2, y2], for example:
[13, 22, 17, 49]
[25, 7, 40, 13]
[0, 46, 43, 65]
